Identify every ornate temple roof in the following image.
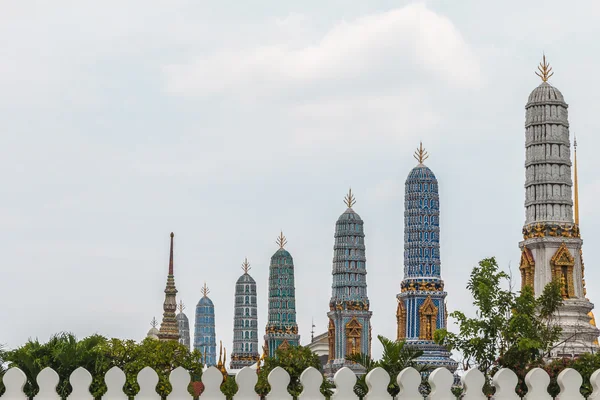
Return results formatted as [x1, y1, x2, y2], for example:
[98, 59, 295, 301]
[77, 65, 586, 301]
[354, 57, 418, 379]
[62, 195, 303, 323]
[176, 312, 189, 323]
[198, 295, 214, 306]
[527, 82, 566, 105]
[236, 273, 256, 284]
[406, 163, 437, 183]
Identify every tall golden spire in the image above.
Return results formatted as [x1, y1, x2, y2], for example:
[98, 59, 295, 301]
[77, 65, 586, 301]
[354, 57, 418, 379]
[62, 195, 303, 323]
[276, 231, 287, 249]
[344, 188, 356, 208]
[201, 282, 210, 298]
[413, 142, 429, 164]
[535, 54, 554, 82]
[158, 232, 179, 341]
[574, 135, 580, 225]
[241, 257, 251, 274]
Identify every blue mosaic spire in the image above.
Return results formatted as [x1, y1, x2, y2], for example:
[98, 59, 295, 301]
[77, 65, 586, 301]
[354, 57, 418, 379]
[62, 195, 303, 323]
[396, 143, 456, 371]
[264, 232, 300, 358]
[194, 283, 217, 366]
[324, 189, 372, 377]
[230, 258, 260, 369]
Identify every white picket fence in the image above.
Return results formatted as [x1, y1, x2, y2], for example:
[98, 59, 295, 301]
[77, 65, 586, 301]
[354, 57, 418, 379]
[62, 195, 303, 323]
[1, 365, 598, 400]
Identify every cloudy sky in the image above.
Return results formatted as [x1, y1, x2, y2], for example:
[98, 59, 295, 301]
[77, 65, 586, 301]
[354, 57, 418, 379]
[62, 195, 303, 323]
[2, 1, 600, 361]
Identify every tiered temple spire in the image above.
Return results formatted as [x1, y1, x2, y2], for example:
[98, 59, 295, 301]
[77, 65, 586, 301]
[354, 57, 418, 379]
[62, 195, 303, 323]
[176, 300, 191, 350]
[264, 232, 300, 357]
[396, 145, 457, 371]
[194, 283, 217, 365]
[230, 258, 260, 370]
[158, 233, 180, 341]
[519, 56, 598, 356]
[325, 189, 373, 377]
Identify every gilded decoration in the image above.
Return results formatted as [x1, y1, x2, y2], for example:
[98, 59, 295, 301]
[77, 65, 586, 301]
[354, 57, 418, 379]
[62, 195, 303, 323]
[396, 300, 406, 340]
[265, 325, 298, 335]
[519, 246, 535, 291]
[401, 280, 444, 293]
[329, 300, 370, 311]
[328, 319, 335, 361]
[345, 317, 363, 356]
[419, 296, 438, 341]
[522, 223, 580, 240]
[550, 243, 575, 299]
[278, 339, 290, 350]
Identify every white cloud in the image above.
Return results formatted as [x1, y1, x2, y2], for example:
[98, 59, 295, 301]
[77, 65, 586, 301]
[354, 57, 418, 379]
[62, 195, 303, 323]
[163, 3, 482, 98]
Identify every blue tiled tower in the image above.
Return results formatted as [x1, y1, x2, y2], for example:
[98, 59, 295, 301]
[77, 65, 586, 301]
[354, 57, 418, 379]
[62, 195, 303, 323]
[194, 283, 217, 366]
[264, 232, 300, 358]
[230, 258, 260, 369]
[396, 143, 457, 371]
[324, 189, 372, 377]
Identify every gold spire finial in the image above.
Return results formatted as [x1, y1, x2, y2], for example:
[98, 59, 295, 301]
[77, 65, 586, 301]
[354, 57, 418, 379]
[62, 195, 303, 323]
[344, 188, 356, 208]
[150, 317, 158, 328]
[242, 257, 251, 274]
[413, 142, 429, 164]
[201, 282, 210, 297]
[276, 231, 287, 249]
[574, 134, 579, 225]
[535, 54, 554, 82]
[177, 300, 185, 313]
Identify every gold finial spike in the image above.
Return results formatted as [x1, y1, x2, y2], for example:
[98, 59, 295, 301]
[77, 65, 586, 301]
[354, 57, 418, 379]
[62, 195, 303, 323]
[276, 231, 288, 249]
[535, 54, 554, 82]
[241, 257, 251, 274]
[574, 134, 580, 225]
[178, 300, 185, 313]
[344, 188, 356, 208]
[201, 282, 210, 297]
[150, 317, 158, 328]
[413, 141, 429, 164]
[203, 347, 207, 366]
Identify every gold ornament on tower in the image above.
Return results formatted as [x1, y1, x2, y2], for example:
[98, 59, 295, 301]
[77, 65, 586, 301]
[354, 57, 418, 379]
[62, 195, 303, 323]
[419, 296, 438, 340]
[345, 317, 362, 356]
[550, 243, 575, 299]
[535, 54, 554, 82]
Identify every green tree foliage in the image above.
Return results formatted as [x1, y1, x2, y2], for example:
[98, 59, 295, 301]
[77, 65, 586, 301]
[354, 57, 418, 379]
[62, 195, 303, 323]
[220, 375, 238, 400]
[346, 335, 425, 397]
[0, 344, 6, 396]
[3, 333, 204, 399]
[434, 257, 563, 394]
[255, 345, 332, 399]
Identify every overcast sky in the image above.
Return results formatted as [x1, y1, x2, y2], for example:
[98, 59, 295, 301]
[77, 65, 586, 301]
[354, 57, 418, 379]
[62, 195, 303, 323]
[2, 1, 600, 362]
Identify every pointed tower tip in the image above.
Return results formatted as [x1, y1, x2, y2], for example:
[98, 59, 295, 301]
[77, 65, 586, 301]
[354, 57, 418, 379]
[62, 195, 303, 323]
[344, 188, 356, 208]
[413, 142, 429, 164]
[276, 231, 287, 249]
[168, 232, 175, 276]
[535, 53, 554, 82]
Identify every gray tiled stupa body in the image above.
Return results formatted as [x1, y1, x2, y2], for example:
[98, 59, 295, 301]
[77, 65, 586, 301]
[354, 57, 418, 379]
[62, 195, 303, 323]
[519, 80, 599, 356]
[230, 269, 260, 369]
[176, 312, 191, 350]
[324, 201, 372, 377]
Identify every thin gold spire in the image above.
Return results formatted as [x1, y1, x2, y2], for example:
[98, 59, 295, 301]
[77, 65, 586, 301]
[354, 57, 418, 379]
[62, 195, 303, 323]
[574, 135, 579, 225]
[242, 257, 251, 274]
[344, 188, 356, 208]
[535, 54, 554, 82]
[276, 231, 287, 249]
[177, 300, 185, 314]
[413, 142, 429, 164]
[201, 282, 210, 297]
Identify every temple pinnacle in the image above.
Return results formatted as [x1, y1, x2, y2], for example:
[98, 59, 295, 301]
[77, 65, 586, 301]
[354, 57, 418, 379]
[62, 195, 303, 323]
[168, 232, 174, 276]
[201, 282, 210, 297]
[344, 188, 356, 208]
[535, 54, 554, 82]
[276, 231, 287, 249]
[241, 257, 251, 274]
[413, 142, 429, 164]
